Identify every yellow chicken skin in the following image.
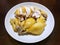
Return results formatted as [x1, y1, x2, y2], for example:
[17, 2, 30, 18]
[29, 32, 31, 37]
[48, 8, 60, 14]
[41, 10, 47, 18]
[14, 6, 26, 16]
[37, 15, 46, 23]
[21, 20, 25, 27]
[21, 6, 26, 14]
[26, 22, 46, 35]
[10, 18, 21, 32]
[23, 18, 35, 29]
[14, 9, 20, 15]
[20, 20, 26, 30]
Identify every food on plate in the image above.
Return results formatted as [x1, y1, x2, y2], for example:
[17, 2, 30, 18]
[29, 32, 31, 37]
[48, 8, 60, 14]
[10, 6, 47, 35]
[10, 18, 21, 32]
[26, 22, 46, 35]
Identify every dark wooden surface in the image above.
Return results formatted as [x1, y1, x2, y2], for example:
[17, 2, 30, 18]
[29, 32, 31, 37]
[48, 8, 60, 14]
[0, 0, 60, 45]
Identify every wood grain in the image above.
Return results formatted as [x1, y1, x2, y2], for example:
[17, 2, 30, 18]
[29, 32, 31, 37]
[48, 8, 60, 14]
[0, 0, 60, 45]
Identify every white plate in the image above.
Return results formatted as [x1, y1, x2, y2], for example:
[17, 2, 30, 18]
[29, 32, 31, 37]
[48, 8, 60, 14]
[4, 2, 55, 43]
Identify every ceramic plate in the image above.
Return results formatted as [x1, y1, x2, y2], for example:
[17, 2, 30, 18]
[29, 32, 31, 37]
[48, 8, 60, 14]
[4, 2, 55, 43]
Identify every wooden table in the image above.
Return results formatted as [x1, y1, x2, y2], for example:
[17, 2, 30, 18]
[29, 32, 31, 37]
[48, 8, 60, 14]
[0, 0, 60, 45]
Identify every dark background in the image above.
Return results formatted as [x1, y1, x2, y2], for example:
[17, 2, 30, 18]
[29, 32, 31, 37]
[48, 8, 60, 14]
[0, 0, 60, 45]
